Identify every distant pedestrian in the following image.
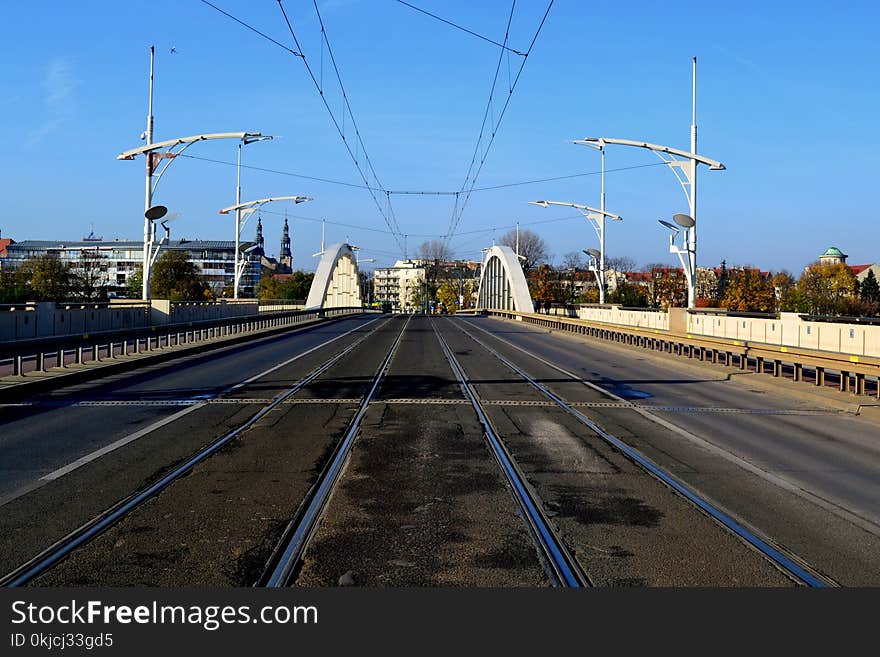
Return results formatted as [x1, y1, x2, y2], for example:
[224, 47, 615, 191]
[543, 300, 551, 314]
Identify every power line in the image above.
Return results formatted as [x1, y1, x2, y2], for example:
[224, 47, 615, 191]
[178, 153, 665, 196]
[275, 0, 405, 252]
[445, 1, 555, 243]
[202, 1, 406, 253]
[198, 0, 302, 57]
[395, 1, 526, 56]
[177, 154, 380, 191]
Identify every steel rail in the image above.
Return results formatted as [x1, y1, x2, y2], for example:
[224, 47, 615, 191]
[262, 315, 412, 587]
[431, 320, 590, 588]
[453, 317, 834, 587]
[1, 316, 390, 588]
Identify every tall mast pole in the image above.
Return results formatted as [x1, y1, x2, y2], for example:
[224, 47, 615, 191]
[143, 45, 155, 300]
[599, 145, 606, 303]
[688, 56, 698, 308]
[234, 142, 242, 298]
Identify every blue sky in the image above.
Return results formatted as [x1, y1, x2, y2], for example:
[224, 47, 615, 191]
[2, 1, 878, 273]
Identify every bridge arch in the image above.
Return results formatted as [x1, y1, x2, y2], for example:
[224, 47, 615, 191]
[476, 245, 533, 312]
[305, 242, 363, 309]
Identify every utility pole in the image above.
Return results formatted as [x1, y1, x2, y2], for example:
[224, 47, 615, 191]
[142, 45, 155, 301]
[688, 56, 698, 309]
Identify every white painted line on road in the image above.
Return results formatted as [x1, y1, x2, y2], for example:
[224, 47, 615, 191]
[40, 403, 205, 482]
[34, 315, 382, 487]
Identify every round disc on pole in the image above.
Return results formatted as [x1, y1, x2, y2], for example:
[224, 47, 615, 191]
[673, 213, 695, 228]
[145, 205, 168, 220]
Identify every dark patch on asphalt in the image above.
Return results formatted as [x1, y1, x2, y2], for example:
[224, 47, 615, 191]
[552, 492, 664, 528]
[473, 533, 541, 570]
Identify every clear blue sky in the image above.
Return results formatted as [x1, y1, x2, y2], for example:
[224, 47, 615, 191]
[2, 1, 878, 273]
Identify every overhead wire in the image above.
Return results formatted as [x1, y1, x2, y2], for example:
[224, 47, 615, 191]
[270, 0, 405, 252]
[445, 1, 555, 243]
[395, 0, 526, 55]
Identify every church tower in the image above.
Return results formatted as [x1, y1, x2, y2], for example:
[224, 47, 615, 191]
[253, 217, 265, 257]
[280, 216, 292, 272]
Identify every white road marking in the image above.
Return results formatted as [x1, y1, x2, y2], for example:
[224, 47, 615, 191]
[33, 316, 381, 486]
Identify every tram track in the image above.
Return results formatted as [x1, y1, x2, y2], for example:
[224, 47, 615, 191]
[450, 317, 835, 587]
[432, 320, 590, 588]
[1, 316, 392, 588]
[260, 315, 412, 587]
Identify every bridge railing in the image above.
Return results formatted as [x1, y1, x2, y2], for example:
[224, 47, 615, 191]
[0, 306, 372, 380]
[471, 307, 880, 399]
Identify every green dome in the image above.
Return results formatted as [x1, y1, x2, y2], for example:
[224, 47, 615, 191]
[821, 246, 846, 257]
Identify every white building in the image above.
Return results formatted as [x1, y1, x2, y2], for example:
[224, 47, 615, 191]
[1, 239, 261, 298]
[373, 260, 426, 311]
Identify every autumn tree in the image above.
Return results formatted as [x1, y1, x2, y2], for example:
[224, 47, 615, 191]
[722, 270, 775, 312]
[796, 262, 857, 315]
[650, 267, 687, 309]
[437, 281, 459, 313]
[151, 251, 211, 301]
[498, 228, 548, 271]
[529, 264, 560, 311]
[15, 255, 75, 301]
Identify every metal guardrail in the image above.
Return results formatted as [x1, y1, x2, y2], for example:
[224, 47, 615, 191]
[475, 309, 880, 399]
[1, 307, 371, 379]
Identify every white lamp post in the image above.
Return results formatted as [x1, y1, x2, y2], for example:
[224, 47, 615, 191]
[574, 58, 725, 308]
[117, 47, 269, 300]
[529, 200, 621, 303]
[658, 214, 697, 306]
[219, 196, 313, 298]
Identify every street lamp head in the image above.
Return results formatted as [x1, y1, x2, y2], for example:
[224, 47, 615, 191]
[572, 137, 604, 151]
[145, 205, 168, 220]
[293, 196, 312, 204]
[584, 248, 601, 259]
[673, 213, 696, 228]
[708, 162, 726, 171]
[529, 200, 550, 209]
[658, 219, 680, 233]
[243, 134, 274, 145]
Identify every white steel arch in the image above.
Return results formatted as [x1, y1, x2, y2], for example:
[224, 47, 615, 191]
[476, 245, 533, 312]
[306, 242, 363, 309]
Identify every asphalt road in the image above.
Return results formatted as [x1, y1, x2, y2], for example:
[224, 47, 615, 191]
[459, 315, 880, 585]
[2, 312, 877, 586]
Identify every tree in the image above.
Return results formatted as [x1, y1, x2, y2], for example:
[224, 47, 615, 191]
[73, 248, 109, 300]
[125, 267, 144, 300]
[796, 262, 857, 315]
[715, 259, 729, 301]
[860, 269, 879, 303]
[607, 280, 649, 307]
[437, 281, 458, 313]
[561, 251, 584, 271]
[498, 228, 548, 271]
[416, 239, 451, 262]
[650, 268, 687, 309]
[277, 271, 315, 300]
[151, 251, 211, 301]
[722, 270, 776, 312]
[16, 255, 75, 301]
[257, 272, 280, 300]
[605, 255, 637, 274]
[529, 264, 560, 311]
